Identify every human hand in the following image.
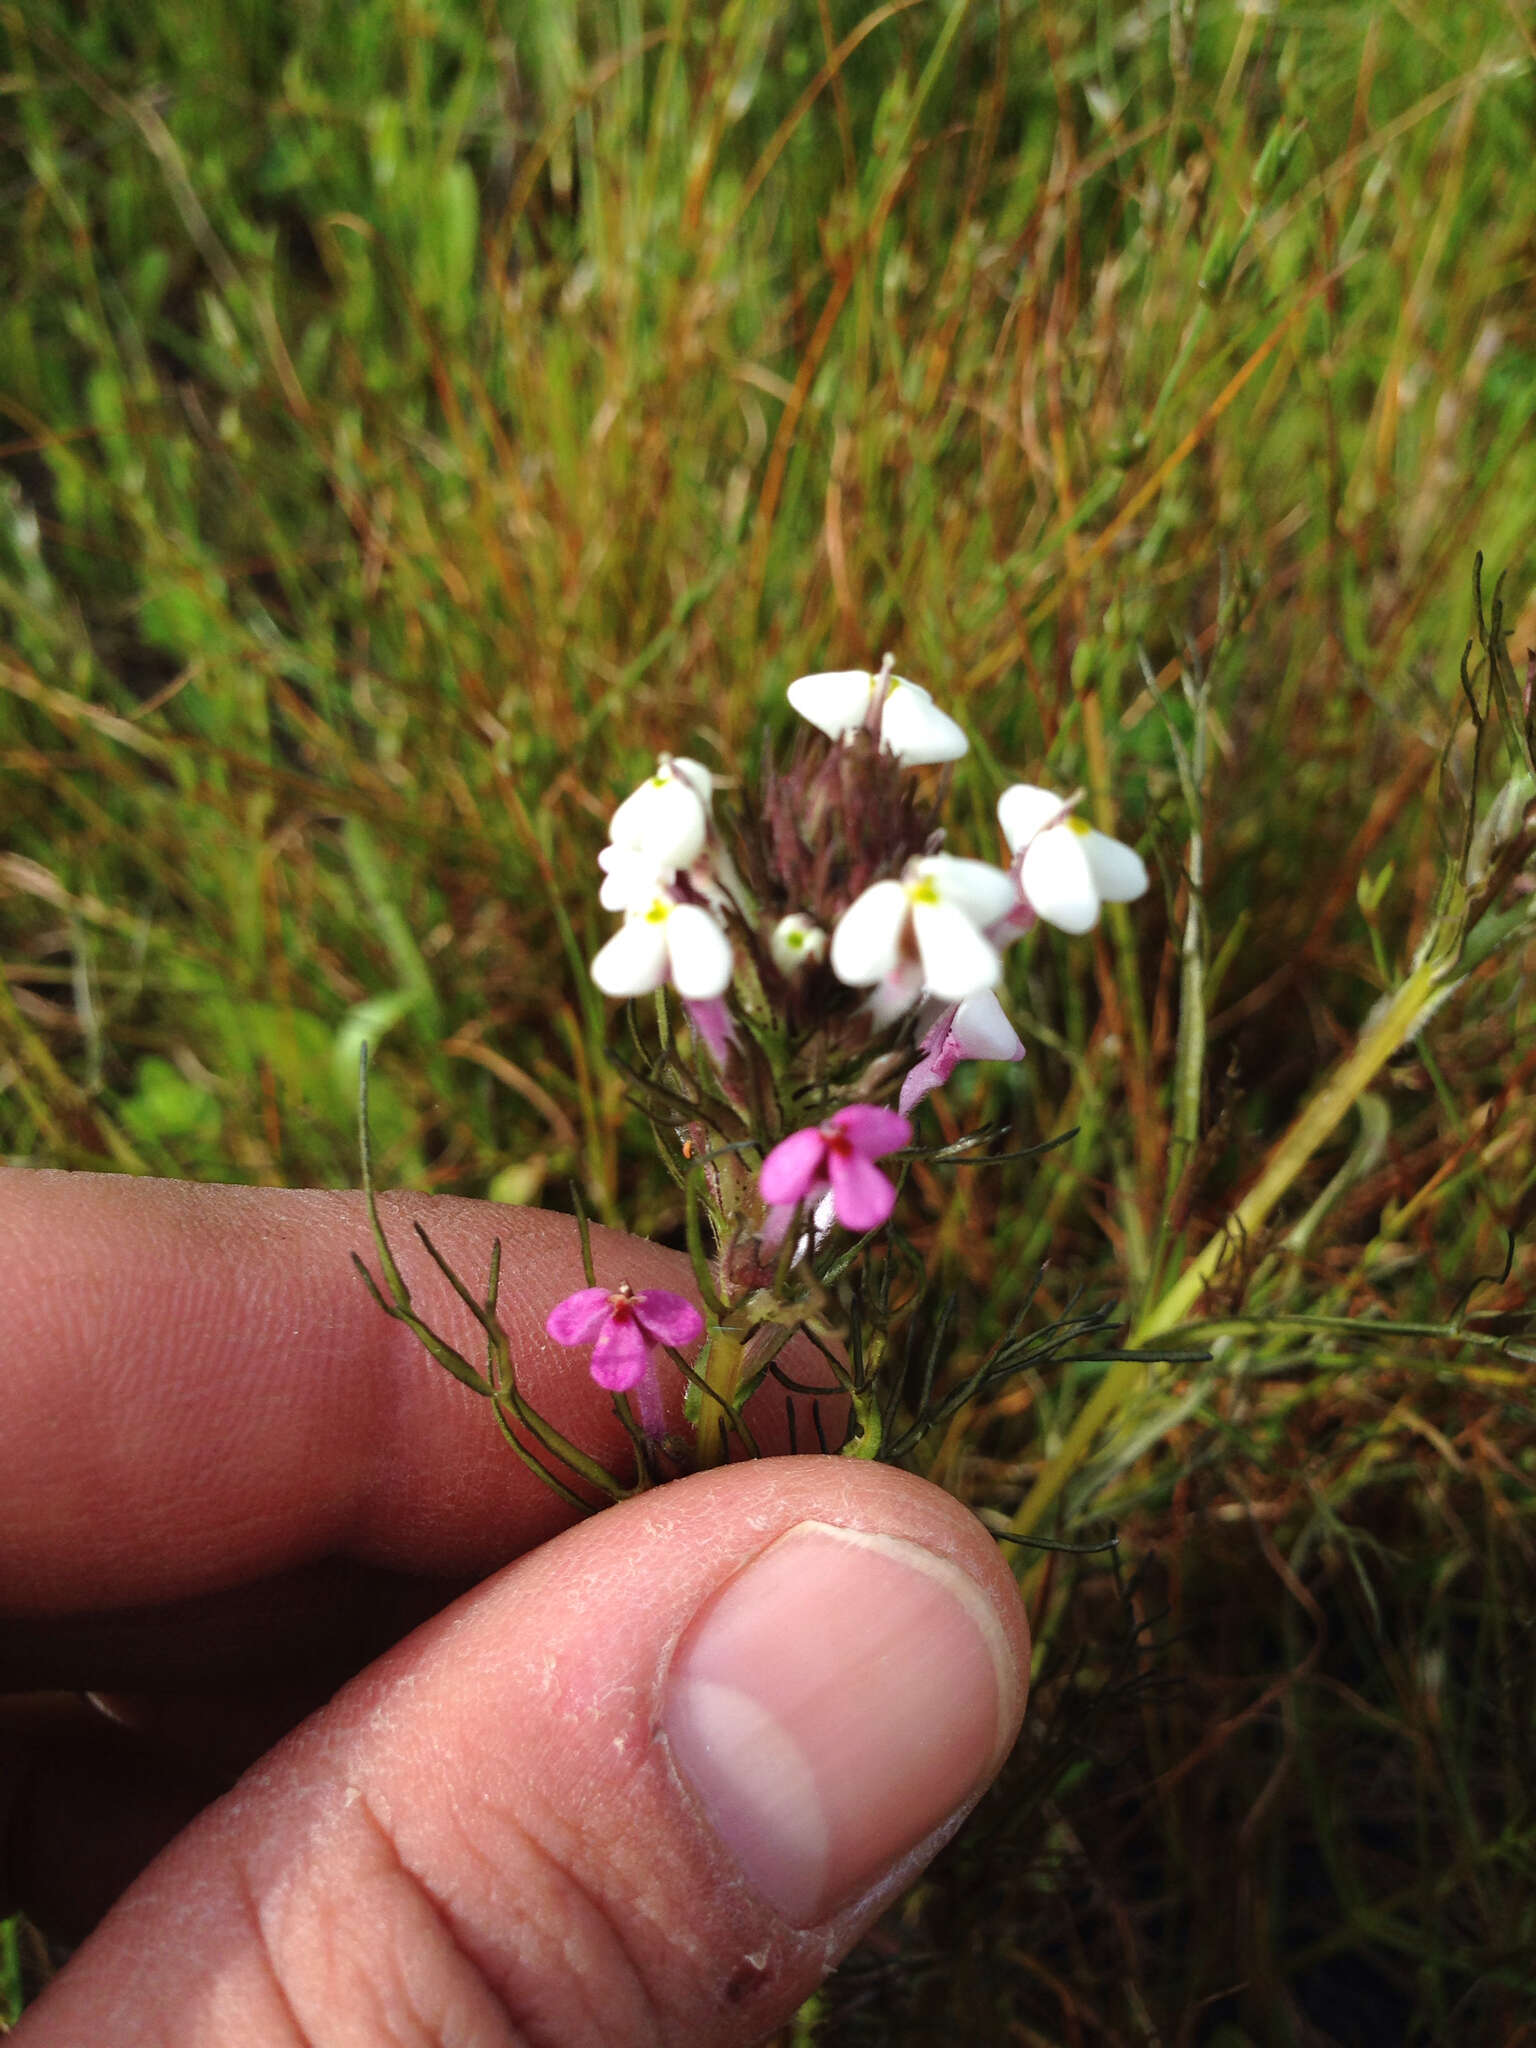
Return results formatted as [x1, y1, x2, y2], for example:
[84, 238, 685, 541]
[1, 1170, 1027, 2045]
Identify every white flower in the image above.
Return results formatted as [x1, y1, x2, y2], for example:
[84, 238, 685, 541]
[830, 853, 1016, 1003]
[606, 755, 714, 869]
[899, 988, 1026, 1114]
[599, 839, 742, 918]
[590, 893, 733, 1001]
[786, 670, 968, 766]
[597, 843, 668, 912]
[997, 784, 1149, 935]
[934, 987, 1026, 1062]
[769, 912, 827, 976]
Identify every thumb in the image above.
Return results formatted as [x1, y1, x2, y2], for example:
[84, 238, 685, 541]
[16, 1461, 1027, 2048]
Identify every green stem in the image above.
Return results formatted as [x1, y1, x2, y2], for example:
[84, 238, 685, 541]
[1007, 949, 1453, 1550]
[1139, 953, 1448, 1341]
[694, 1323, 746, 1468]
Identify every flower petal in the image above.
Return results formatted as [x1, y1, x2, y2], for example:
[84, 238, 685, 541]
[1020, 828, 1100, 933]
[914, 997, 955, 1050]
[589, 1312, 652, 1391]
[1083, 828, 1149, 903]
[608, 767, 708, 867]
[910, 898, 1003, 1000]
[878, 681, 969, 765]
[667, 757, 716, 807]
[898, 1044, 952, 1115]
[949, 989, 1025, 1062]
[664, 903, 734, 1001]
[786, 669, 876, 740]
[830, 879, 908, 987]
[763, 1188, 837, 1263]
[629, 1362, 666, 1438]
[632, 1289, 705, 1351]
[759, 1125, 830, 1207]
[987, 897, 1038, 946]
[590, 910, 671, 996]
[758, 1201, 799, 1252]
[826, 1147, 899, 1232]
[788, 1185, 835, 1258]
[903, 994, 1023, 1112]
[922, 853, 1018, 928]
[997, 783, 1070, 854]
[864, 960, 924, 1026]
[828, 1104, 912, 1158]
[597, 846, 667, 912]
[545, 1287, 614, 1346]
[684, 996, 735, 1064]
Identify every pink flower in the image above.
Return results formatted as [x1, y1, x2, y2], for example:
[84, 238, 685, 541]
[758, 1104, 913, 1235]
[898, 990, 1025, 1115]
[545, 1284, 704, 1435]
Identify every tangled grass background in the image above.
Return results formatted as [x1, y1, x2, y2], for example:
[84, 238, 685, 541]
[3, 3, 1535, 2038]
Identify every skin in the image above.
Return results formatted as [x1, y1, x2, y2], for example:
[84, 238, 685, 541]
[0, 1170, 1027, 2046]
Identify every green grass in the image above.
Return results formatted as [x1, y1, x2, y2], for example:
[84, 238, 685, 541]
[3, 0, 1535, 2038]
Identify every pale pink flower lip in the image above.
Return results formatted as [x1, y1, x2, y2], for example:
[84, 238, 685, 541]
[899, 990, 1025, 1115]
[685, 996, 735, 1066]
[759, 1105, 913, 1235]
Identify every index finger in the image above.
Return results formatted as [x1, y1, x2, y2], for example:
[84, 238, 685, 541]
[0, 1170, 726, 1616]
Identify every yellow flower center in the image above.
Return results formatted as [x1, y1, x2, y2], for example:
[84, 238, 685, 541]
[644, 899, 671, 924]
[906, 875, 941, 907]
[1066, 816, 1091, 837]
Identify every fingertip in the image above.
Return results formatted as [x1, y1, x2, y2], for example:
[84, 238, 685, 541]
[14, 1461, 1025, 2048]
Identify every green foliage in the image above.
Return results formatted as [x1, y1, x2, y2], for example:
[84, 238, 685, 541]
[2, 0, 1535, 2038]
[0, 1916, 18, 2029]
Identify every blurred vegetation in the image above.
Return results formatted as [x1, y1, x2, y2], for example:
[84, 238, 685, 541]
[3, 0, 1534, 2039]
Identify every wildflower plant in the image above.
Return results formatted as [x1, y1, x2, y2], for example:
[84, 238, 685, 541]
[359, 657, 1159, 1504]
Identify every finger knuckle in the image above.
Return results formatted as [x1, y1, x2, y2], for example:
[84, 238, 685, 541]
[239, 1784, 674, 2048]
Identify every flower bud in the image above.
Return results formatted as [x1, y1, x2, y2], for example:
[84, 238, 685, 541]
[1467, 769, 1536, 885]
[770, 913, 828, 976]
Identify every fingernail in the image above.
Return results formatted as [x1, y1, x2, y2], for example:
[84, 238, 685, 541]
[662, 1521, 1020, 1927]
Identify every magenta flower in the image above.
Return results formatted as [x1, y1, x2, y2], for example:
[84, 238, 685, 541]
[759, 1104, 913, 1235]
[545, 1284, 704, 1435]
[898, 989, 1025, 1115]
